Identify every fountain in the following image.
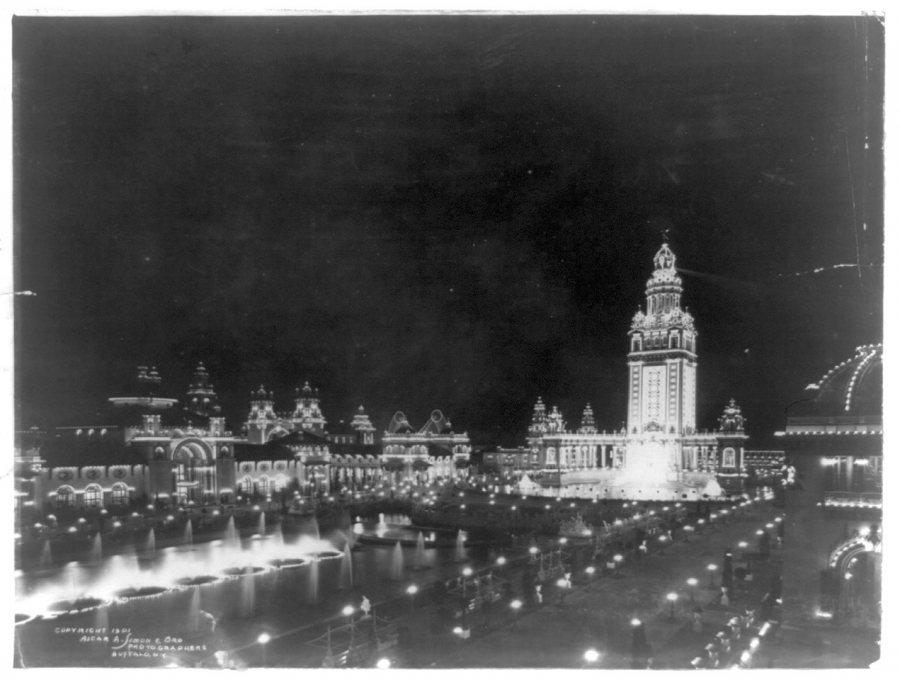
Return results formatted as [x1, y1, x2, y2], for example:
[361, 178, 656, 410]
[309, 516, 321, 542]
[144, 528, 156, 558]
[270, 522, 284, 549]
[240, 566, 255, 617]
[390, 541, 403, 580]
[93, 603, 109, 632]
[308, 558, 319, 602]
[183, 519, 194, 547]
[412, 531, 428, 570]
[91, 533, 103, 563]
[339, 544, 354, 589]
[63, 561, 81, 594]
[454, 530, 466, 562]
[257, 512, 266, 536]
[16, 513, 344, 625]
[188, 586, 201, 631]
[224, 516, 240, 552]
[39, 540, 53, 569]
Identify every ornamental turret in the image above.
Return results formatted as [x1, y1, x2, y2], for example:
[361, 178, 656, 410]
[184, 362, 221, 419]
[137, 365, 163, 397]
[578, 403, 597, 434]
[718, 398, 747, 434]
[528, 397, 549, 436]
[716, 398, 749, 472]
[547, 405, 566, 433]
[246, 385, 277, 444]
[350, 405, 376, 445]
[291, 381, 327, 435]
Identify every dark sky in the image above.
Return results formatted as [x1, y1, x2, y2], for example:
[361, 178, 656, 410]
[13, 15, 883, 446]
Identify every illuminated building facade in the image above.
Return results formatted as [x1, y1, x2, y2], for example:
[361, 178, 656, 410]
[777, 344, 882, 642]
[380, 410, 472, 484]
[15, 364, 472, 512]
[524, 243, 746, 500]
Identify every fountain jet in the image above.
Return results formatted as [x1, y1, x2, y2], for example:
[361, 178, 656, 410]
[390, 541, 404, 580]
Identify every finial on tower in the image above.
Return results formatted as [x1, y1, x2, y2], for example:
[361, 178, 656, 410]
[653, 242, 676, 271]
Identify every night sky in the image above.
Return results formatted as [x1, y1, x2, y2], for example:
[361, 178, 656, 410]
[13, 15, 883, 446]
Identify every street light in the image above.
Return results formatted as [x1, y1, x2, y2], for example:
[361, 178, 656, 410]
[510, 598, 522, 628]
[257, 632, 271, 666]
[667, 592, 678, 622]
[707, 563, 718, 587]
[686, 577, 698, 602]
[496, 556, 507, 567]
[376, 658, 391, 669]
[342, 605, 355, 626]
[613, 553, 624, 576]
[557, 577, 568, 605]
[585, 565, 596, 590]
[584, 648, 601, 664]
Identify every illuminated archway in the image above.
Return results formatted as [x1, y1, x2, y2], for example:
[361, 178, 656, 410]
[824, 532, 882, 626]
[172, 439, 215, 505]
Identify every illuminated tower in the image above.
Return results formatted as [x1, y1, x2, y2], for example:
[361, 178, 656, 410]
[350, 405, 376, 445]
[626, 243, 697, 436]
[184, 362, 221, 419]
[246, 385, 277, 444]
[290, 381, 327, 435]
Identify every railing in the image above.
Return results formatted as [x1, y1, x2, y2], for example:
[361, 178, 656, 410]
[822, 491, 882, 510]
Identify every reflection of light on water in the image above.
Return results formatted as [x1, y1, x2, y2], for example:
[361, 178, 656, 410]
[16, 528, 341, 620]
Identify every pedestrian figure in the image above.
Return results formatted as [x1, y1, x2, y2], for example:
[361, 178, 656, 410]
[360, 596, 372, 618]
[720, 587, 730, 607]
[535, 584, 543, 605]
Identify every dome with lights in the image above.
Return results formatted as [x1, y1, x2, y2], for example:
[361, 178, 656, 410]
[796, 344, 882, 417]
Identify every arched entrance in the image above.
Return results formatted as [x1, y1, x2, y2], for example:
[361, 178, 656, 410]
[824, 531, 882, 627]
[172, 439, 215, 506]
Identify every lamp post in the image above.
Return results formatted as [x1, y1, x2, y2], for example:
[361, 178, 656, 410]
[707, 563, 718, 588]
[583, 648, 601, 666]
[667, 592, 678, 622]
[556, 577, 568, 605]
[613, 553, 624, 577]
[686, 577, 698, 603]
[406, 584, 418, 612]
[585, 565, 596, 590]
[257, 632, 271, 666]
[342, 605, 355, 627]
[461, 566, 473, 598]
[376, 657, 391, 669]
[630, 618, 649, 669]
[510, 598, 522, 628]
